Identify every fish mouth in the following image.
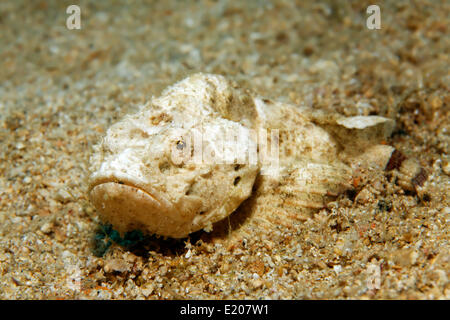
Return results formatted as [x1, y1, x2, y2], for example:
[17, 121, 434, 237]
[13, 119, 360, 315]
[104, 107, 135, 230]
[88, 174, 174, 210]
[88, 175, 183, 237]
[88, 174, 203, 238]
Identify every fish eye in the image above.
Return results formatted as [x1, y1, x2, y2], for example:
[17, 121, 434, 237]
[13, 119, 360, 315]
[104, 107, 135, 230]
[176, 140, 186, 150]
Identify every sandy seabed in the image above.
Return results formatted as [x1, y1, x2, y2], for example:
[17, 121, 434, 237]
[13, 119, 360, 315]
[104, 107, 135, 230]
[0, 0, 448, 299]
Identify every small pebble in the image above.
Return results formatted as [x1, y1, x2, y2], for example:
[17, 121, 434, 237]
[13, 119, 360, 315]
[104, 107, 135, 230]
[250, 279, 264, 289]
[333, 265, 342, 274]
[104, 259, 130, 273]
[16, 142, 25, 150]
[442, 160, 450, 176]
[54, 189, 73, 203]
[40, 222, 53, 234]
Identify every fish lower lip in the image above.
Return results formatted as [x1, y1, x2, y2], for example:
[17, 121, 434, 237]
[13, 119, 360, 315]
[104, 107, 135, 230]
[89, 178, 168, 211]
[88, 180, 205, 238]
[89, 173, 176, 210]
[89, 182, 173, 235]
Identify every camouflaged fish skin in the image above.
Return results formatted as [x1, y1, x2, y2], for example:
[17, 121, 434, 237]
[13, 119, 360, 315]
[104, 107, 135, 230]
[88, 73, 395, 238]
